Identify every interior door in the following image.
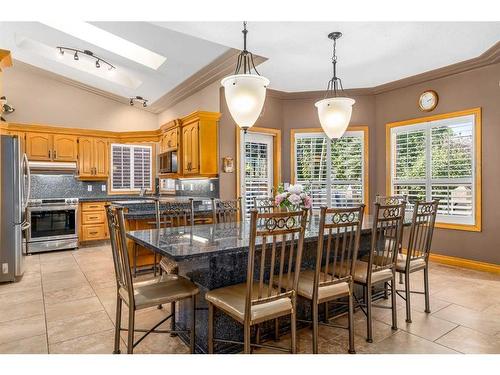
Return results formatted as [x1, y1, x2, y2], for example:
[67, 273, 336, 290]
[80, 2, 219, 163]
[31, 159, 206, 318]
[240, 131, 274, 215]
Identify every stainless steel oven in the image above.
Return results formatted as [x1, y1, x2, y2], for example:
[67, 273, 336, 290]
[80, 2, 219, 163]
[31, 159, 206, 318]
[26, 198, 79, 253]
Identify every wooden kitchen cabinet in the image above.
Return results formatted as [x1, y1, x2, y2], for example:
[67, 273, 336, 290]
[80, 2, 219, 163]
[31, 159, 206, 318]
[77, 137, 108, 180]
[162, 127, 179, 152]
[180, 111, 220, 177]
[26, 132, 52, 161]
[182, 122, 199, 175]
[53, 134, 78, 161]
[80, 201, 109, 242]
[26, 132, 77, 161]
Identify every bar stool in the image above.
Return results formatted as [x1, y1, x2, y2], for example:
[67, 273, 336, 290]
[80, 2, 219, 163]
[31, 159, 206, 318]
[396, 200, 439, 323]
[349, 201, 406, 343]
[206, 209, 308, 354]
[105, 204, 199, 354]
[288, 205, 365, 354]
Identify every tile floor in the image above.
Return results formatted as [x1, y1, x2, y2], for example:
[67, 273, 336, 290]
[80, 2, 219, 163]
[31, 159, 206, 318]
[0, 244, 499, 354]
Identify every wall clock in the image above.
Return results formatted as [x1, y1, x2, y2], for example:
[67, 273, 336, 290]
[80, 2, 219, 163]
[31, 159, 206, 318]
[418, 90, 439, 112]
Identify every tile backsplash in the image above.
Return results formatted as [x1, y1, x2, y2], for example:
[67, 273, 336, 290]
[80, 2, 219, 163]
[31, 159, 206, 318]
[30, 174, 109, 199]
[30, 174, 219, 199]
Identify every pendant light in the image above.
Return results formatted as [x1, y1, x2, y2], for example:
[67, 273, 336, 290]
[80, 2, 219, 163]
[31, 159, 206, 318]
[221, 22, 269, 132]
[315, 32, 355, 139]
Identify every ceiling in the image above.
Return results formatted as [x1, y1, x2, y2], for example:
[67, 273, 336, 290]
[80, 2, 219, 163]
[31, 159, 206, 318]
[1, 21, 499, 109]
[0, 22, 231, 105]
[157, 22, 500, 92]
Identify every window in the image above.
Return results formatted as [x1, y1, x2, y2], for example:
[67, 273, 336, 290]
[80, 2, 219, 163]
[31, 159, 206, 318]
[292, 128, 368, 210]
[388, 109, 481, 231]
[240, 132, 274, 215]
[111, 144, 152, 192]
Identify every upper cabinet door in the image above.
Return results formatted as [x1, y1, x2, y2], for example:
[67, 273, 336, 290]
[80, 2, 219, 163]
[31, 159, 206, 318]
[78, 137, 94, 177]
[26, 132, 52, 161]
[53, 134, 78, 161]
[93, 138, 108, 177]
[190, 123, 200, 174]
[182, 125, 192, 174]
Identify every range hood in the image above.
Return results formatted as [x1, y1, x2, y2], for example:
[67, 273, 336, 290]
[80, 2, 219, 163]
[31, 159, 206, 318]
[28, 161, 77, 173]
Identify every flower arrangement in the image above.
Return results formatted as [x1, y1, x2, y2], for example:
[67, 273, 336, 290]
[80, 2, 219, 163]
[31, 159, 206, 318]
[275, 184, 312, 210]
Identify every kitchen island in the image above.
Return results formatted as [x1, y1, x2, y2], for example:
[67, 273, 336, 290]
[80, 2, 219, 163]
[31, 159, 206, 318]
[127, 214, 395, 353]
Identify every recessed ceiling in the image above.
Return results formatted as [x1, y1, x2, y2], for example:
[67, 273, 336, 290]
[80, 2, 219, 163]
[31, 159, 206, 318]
[156, 22, 500, 92]
[0, 21, 231, 104]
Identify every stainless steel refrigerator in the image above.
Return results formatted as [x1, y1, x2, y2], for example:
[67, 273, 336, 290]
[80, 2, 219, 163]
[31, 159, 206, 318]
[0, 135, 31, 282]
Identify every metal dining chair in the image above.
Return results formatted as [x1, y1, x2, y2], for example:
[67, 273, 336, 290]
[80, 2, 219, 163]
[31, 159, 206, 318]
[105, 204, 199, 354]
[396, 200, 439, 323]
[211, 197, 242, 223]
[205, 209, 308, 354]
[155, 199, 194, 275]
[288, 205, 365, 354]
[253, 196, 276, 213]
[349, 201, 406, 343]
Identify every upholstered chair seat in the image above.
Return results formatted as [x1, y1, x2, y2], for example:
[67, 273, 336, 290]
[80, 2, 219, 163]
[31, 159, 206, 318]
[119, 274, 199, 310]
[206, 282, 293, 325]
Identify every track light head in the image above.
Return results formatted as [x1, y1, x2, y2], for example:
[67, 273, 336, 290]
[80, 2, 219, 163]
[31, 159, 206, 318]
[143, 101, 147, 108]
[74, 51, 79, 61]
[59, 48, 64, 56]
[129, 99, 134, 106]
[95, 60, 100, 68]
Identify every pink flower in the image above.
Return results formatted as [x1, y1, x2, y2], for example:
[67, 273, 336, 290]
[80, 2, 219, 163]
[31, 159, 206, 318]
[303, 196, 312, 209]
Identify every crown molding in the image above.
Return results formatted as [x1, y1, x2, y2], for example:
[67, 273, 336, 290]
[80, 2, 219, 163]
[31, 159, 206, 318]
[148, 49, 267, 113]
[371, 41, 500, 95]
[267, 41, 500, 100]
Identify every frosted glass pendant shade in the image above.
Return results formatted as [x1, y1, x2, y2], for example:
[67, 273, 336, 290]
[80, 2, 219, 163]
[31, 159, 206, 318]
[221, 74, 270, 130]
[315, 97, 355, 139]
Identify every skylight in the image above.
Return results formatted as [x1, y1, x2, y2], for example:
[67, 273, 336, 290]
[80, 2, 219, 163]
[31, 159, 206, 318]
[41, 21, 167, 70]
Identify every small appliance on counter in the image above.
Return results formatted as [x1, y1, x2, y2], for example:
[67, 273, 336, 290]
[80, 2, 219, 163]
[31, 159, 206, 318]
[0, 135, 31, 282]
[26, 197, 79, 253]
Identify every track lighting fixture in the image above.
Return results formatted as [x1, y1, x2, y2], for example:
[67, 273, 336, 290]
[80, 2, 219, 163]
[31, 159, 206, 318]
[129, 96, 148, 108]
[57, 46, 115, 70]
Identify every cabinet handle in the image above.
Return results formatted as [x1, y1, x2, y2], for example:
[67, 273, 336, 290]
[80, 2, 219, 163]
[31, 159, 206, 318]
[53, 150, 57, 159]
[89, 216, 98, 220]
[89, 231, 98, 235]
[48, 150, 51, 158]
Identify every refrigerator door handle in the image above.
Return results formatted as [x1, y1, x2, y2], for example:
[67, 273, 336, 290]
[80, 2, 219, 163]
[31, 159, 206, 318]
[21, 220, 31, 231]
[22, 153, 31, 210]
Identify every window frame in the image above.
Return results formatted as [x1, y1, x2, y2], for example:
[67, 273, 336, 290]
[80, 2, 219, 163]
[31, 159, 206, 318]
[109, 142, 154, 194]
[291, 126, 369, 213]
[386, 108, 482, 232]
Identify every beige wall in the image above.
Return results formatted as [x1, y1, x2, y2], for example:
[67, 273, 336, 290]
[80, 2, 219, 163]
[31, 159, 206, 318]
[3, 63, 158, 131]
[158, 81, 220, 125]
[374, 63, 500, 264]
[221, 63, 500, 264]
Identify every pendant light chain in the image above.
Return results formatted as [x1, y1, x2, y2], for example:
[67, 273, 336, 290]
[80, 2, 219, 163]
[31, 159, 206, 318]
[324, 34, 346, 99]
[233, 21, 261, 76]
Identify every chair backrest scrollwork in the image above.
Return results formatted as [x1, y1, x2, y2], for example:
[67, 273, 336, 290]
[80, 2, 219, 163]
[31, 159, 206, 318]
[246, 209, 308, 319]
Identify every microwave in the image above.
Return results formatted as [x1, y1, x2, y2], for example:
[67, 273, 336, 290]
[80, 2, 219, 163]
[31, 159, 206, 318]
[159, 150, 178, 174]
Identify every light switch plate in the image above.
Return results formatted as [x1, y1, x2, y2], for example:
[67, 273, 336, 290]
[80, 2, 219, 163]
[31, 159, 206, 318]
[87, 185, 92, 192]
[101, 185, 106, 192]
[210, 183, 214, 191]
[2, 263, 8, 274]
[190, 184, 194, 191]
